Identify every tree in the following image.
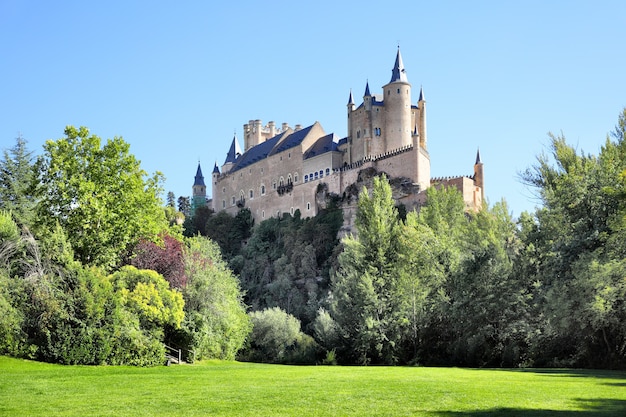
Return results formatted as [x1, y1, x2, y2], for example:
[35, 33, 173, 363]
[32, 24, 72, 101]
[518, 108, 626, 368]
[174, 236, 251, 361]
[166, 191, 176, 208]
[0, 135, 38, 227]
[330, 175, 405, 364]
[36, 126, 169, 269]
[242, 307, 318, 364]
[130, 233, 186, 289]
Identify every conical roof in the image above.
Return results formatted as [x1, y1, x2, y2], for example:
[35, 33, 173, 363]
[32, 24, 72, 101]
[390, 47, 408, 83]
[194, 163, 205, 186]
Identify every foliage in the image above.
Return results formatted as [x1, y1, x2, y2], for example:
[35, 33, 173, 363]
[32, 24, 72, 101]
[233, 207, 342, 329]
[0, 135, 38, 227]
[130, 233, 187, 289]
[241, 307, 318, 364]
[36, 126, 169, 270]
[174, 236, 251, 361]
[110, 266, 184, 331]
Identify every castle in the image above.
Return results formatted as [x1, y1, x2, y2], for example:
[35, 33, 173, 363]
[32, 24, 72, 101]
[193, 48, 484, 224]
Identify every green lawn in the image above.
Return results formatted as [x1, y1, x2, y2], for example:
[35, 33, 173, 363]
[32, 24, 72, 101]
[1, 356, 625, 416]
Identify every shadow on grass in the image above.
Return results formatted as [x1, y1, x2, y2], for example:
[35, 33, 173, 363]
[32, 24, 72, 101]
[432, 398, 626, 417]
[498, 368, 626, 380]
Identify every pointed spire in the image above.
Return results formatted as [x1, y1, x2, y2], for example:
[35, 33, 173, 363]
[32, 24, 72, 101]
[475, 148, 482, 164]
[347, 89, 354, 105]
[418, 85, 425, 102]
[194, 162, 205, 186]
[390, 47, 408, 83]
[212, 161, 220, 174]
[224, 135, 242, 164]
[364, 80, 371, 97]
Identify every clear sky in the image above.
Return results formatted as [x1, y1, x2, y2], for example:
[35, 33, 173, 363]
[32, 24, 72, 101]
[1, 1, 625, 217]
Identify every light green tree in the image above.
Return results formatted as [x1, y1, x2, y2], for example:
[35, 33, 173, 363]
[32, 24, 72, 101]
[36, 126, 169, 269]
[177, 236, 251, 360]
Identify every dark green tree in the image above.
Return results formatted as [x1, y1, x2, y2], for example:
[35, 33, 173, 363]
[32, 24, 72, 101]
[0, 135, 38, 227]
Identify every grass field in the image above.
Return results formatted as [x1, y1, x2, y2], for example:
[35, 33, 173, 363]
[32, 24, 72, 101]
[1, 356, 625, 416]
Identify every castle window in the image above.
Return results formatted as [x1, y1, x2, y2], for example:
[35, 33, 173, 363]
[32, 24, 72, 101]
[294, 173, 299, 183]
[279, 176, 284, 186]
[357, 131, 360, 139]
[306, 202, 311, 211]
[319, 170, 323, 178]
[232, 196, 235, 205]
[222, 187, 226, 193]
[273, 182, 277, 190]
[397, 88, 400, 94]
[288, 152, 291, 159]
[310, 172, 313, 180]
[249, 189, 254, 199]
[262, 210, 265, 219]
[326, 168, 330, 176]
[287, 174, 292, 184]
[304, 175, 308, 183]
[222, 200, 226, 208]
[261, 185, 266, 195]
[314, 172, 319, 179]
[261, 168, 264, 174]
[290, 207, 294, 215]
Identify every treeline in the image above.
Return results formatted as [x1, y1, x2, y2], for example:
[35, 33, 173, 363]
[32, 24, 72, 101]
[2, 109, 626, 369]
[197, 109, 626, 369]
[0, 127, 250, 365]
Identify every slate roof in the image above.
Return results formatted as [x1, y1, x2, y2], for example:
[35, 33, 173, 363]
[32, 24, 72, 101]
[194, 163, 205, 186]
[303, 133, 340, 160]
[224, 135, 243, 164]
[228, 124, 318, 173]
[390, 47, 408, 83]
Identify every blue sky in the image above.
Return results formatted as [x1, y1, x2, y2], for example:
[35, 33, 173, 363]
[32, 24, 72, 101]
[1, 1, 625, 217]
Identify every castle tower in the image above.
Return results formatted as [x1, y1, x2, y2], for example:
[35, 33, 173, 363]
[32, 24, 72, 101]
[383, 47, 412, 151]
[474, 149, 484, 201]
[347, 90, 355, 163]
[417, 86, 427, 149]
[192, 162, 207, 214]
[211, 162, 220, 212]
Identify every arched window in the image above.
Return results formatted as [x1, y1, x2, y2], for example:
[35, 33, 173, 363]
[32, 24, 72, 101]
[262, 210, 265, 219]
[325, 168, 330, 176]
[273, 181, 277, 190]
[294, 173, 299, 183]
[290, 207, 294, 215]
[231, 196, 235, 205]
[249, 189, 254, 199]
[261, 185, 266, 195]
[314, 172, 319, 179]
[279, 176, 284, 186]
[222, 200, 226, 208]
[304, 175, 308, 183]
[287, 174, 292, 184]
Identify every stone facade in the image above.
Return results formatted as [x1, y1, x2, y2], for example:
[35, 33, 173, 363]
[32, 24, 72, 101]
[199, 49, 484, 224]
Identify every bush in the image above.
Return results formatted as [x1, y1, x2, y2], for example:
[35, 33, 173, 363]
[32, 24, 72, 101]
[241, 307, 319, 364]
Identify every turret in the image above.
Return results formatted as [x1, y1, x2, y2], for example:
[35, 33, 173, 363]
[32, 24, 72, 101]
[474, 148, 484, 201]
[382, 47, 412, 151]
[363, 81, 372, 111]
[417, 86, 427, 148]
[192, 162, 207, 214]
[222, 135, 242, 174]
